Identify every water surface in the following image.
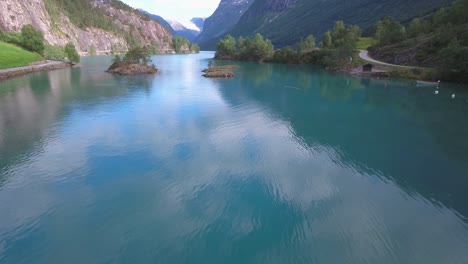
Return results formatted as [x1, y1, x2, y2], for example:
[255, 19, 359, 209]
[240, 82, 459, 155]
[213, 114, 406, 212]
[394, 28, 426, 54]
[1, 52, 468, 264]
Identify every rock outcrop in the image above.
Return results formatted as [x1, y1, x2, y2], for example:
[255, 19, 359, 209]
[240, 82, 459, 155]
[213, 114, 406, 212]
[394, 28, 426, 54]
[0, 0, 175, 53]
[106, 61, 158, 75]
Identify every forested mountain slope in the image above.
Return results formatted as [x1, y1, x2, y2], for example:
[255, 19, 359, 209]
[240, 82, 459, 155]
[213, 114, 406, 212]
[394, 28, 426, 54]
[206, 0, 453, 48]
[0, 0, 174, 53]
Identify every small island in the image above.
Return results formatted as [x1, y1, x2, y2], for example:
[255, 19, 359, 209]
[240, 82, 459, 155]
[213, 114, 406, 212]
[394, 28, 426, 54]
[107, 47, 157, 75]
[202, 65, 239, 78]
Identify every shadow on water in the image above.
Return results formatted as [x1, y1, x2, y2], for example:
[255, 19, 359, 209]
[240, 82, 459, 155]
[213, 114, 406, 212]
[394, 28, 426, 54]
[216, 61, 468, 218]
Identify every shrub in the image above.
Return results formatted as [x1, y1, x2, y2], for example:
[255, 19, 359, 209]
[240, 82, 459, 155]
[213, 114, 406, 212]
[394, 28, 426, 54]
[44, 44, 66, 60]
[65, 42, 80, 63]
[20, 25, 45, 55]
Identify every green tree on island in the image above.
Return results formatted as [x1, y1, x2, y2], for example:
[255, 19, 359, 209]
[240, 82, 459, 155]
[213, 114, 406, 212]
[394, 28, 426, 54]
[123, 46, 152, 66]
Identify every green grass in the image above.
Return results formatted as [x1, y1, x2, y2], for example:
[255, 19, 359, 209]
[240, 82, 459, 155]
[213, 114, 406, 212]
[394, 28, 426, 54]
[356, 37, 377, 50]
[0, 42, 43, 70]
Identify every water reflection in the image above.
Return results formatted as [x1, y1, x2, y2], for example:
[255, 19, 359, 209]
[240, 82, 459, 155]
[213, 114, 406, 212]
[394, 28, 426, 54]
[0, 53, 468, 264]
[217, 62, 468, 218]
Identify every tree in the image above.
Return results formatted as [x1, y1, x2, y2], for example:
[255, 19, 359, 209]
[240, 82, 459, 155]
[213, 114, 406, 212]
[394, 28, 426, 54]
[273, 47, 299, 63]
[21, 25, 44, 55]
[216, 34, 237, 58]
[407, 18, 424, 38]
[65, 42, 80, 63]
[242, 33, 274, 61]
[439, 39, 468, 81]
[298, 35, 316, 53]
[189, 43, 200, 53]
[320, 31, 332, 48]
[173, 36, 189, 53]
[123, 46, 151, 65]
[375, 17, 406, 45]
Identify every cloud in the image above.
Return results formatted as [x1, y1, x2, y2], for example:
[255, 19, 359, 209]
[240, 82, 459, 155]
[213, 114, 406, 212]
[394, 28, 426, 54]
[122, 0, 220, 20]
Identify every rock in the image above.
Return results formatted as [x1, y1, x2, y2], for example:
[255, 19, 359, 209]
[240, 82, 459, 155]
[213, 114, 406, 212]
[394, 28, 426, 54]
[202, 65, 239, 78]
[106, 61, 158, 75]
[203, 70, 234, 78]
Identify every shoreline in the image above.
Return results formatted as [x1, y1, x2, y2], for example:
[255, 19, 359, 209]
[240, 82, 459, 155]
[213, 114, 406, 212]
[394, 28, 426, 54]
[0, 61, 72, 81]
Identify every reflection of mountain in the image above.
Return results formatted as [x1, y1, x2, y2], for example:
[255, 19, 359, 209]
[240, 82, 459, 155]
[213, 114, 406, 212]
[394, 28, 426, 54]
[0, 60, 153, 185]
[216, 62, 468, 217]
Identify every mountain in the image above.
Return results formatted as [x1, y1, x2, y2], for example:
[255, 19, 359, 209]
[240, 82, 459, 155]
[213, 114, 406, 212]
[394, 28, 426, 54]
[191, 18, 206, 32]
[195, 0, 254, 47]
[141, 10, 205, 42]
[0, 0, 174, 53]
[205, 0, 454, 48]
[167, 19, 202, 42]
[140, 10, 174, 33]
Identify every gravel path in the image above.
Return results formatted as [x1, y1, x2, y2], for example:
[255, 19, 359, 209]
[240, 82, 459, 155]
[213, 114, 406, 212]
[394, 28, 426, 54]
[0, 60, 65, 74]
[0, 60, 70, 80]
[358, 50, 407, 67]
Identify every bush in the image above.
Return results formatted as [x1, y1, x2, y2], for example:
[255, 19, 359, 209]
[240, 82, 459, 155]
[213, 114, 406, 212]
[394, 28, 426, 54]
[44, 44, 66, 60]
[20, 25, 45, 55]
[272, 47, 300, 64]
[0, 30, 23, 46]
[65, 43, 80, 63]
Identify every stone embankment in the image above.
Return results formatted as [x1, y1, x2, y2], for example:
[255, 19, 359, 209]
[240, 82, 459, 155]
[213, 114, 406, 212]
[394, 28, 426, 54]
[0, 61, 71, 80]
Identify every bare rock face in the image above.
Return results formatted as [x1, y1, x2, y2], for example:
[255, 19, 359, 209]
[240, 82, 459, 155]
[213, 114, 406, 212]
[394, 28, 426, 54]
[0, 0, 174, 53]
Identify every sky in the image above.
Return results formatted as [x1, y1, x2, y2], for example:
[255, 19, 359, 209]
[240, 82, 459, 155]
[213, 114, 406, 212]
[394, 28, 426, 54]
[121, 0, 221, 21]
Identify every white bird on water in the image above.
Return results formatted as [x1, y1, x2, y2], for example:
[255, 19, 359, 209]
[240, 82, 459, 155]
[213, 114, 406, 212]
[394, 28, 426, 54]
[435, 90, 439, 95]
[452, 94, 456, 99]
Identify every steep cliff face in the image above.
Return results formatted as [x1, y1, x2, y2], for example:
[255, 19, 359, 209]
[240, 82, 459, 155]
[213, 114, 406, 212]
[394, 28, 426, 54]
[0, 0, 174, 53]
[195, 0, 253, 47]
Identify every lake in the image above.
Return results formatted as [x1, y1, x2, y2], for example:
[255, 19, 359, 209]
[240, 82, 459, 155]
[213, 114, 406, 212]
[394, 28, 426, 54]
[1, 51, 468, 264]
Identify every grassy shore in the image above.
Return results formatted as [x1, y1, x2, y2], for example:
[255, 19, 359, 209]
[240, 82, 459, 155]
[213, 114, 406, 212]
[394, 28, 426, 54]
[0, 42, 42, 70]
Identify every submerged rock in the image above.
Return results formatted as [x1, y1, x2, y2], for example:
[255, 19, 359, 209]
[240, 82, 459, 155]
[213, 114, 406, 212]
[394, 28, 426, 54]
[106, 61, 157, 75]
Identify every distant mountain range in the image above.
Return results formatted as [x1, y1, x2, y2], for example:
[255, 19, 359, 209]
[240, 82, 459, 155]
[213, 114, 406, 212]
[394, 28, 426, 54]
[198, 0, 454, 49]
[141, 10, 205, 42]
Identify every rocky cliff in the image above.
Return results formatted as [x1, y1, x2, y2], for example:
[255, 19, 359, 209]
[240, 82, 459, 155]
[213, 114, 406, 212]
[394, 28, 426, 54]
[0, 0, 175, 53]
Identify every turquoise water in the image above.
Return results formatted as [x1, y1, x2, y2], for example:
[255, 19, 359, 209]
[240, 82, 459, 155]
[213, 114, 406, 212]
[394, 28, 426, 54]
[1, 52, 468, 264]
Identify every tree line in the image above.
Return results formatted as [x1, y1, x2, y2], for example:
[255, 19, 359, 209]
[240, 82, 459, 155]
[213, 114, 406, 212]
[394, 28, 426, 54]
[215, 20, 361, 68]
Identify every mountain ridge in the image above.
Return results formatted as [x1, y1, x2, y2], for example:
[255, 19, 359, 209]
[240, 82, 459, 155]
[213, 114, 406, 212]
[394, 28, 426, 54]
[200, 0, 454, 49]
